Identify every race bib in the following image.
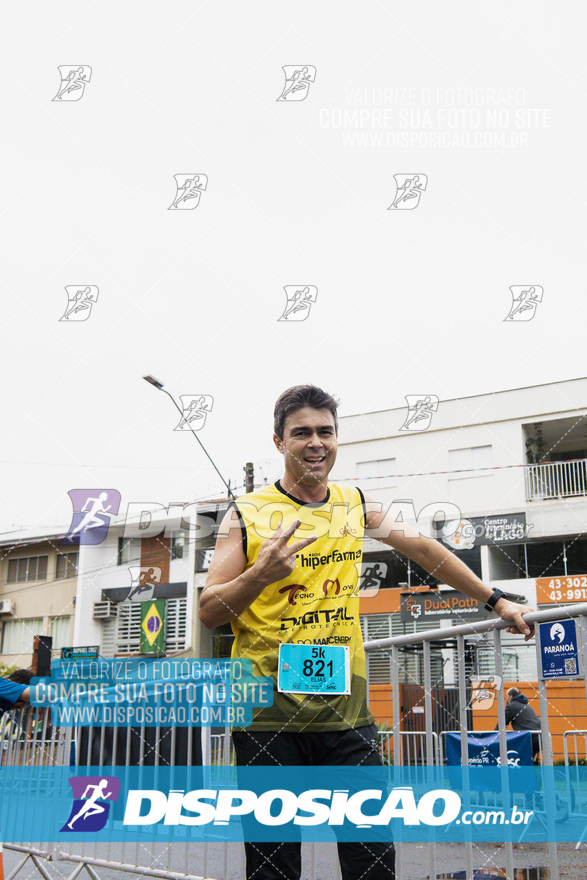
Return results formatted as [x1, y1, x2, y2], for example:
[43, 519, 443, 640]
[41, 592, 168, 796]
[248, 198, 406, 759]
[277, 644, 351, 695]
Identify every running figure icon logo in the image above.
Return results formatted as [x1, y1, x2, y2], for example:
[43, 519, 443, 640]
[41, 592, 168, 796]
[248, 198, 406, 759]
[173, 395, 214, 431]
[355, 561, 388, 597]
[504, 285, 544, 322]
[400, 395, 439, 431]
[278, 286, 318, 322]
[127, 566, 162, 601]
[168, 174, 208, 210]
[276, 66, 316, 101]
[61, 489, 121, 546]
[61, 776, 120, 832]
[467, 676, 503, 711]
[52, 66, 92, 101]
[388, 174, 428, 210]
[59, 286, 99, 322]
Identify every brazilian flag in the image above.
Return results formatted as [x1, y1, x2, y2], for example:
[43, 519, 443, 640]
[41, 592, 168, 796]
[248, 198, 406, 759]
[140, 599, 165, 654]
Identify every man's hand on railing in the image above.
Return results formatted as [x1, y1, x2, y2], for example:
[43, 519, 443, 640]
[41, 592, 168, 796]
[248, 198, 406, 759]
[495, 598, 535, 641]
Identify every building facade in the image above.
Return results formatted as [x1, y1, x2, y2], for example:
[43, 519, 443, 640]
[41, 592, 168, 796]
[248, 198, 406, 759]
[331, 377, 587, 743]
[0, 529, 77, 669]
[0, 500, 230, 667]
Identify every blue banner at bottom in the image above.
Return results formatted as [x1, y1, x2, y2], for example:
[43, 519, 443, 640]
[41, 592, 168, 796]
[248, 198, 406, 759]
[0, 765, 584, 843]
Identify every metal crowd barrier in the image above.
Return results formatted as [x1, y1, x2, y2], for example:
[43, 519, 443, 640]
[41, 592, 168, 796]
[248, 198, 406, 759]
[378, 728, 440, 767]
[1, 712, 246, 880]
[563, 730, 587, 847]
[4, 601, 587, 880]
[363, 600, 587, 880]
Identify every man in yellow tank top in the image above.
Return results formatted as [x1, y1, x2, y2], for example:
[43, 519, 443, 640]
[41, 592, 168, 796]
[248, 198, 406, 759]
[200, 385, 534, 880]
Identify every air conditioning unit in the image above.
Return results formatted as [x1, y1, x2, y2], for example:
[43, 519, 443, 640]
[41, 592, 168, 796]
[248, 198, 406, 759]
[93, 601, 118, 620]
[0, 600, 14, 615]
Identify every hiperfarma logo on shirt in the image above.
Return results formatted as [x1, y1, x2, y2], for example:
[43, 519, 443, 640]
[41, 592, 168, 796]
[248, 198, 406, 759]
[61, 776, 121, 832]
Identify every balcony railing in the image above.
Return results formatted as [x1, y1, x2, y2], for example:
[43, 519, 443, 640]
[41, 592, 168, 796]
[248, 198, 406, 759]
[525, 458, 587, 500]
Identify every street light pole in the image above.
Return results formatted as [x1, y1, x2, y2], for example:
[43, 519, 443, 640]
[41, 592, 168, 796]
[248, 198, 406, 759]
[143, 375, 236, 501]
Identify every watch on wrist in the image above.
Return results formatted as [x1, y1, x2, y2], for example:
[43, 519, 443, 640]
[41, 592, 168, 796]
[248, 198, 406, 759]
[484, 588, 506, 614]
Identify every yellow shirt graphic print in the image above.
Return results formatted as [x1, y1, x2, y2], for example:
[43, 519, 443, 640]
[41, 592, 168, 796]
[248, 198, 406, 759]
[231, 481, 374, 731]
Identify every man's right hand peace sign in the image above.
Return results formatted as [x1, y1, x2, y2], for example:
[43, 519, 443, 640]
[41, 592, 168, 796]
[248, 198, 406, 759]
[253, 519, 317, 587]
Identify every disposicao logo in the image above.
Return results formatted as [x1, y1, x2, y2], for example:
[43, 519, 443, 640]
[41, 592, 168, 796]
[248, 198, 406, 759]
[122, 786, 461, 828]
[61, 776, 121, 832]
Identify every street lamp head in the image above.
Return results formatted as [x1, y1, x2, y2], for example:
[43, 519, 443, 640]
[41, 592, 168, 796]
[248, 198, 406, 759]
[143, 374, 165, 391]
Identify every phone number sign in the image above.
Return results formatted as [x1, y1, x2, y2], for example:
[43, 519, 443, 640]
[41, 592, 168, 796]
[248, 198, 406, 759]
[536, 575, 587, 605]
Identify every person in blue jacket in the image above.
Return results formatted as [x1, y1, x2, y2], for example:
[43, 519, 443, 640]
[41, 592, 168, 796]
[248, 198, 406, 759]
[0, 669, 32, 715]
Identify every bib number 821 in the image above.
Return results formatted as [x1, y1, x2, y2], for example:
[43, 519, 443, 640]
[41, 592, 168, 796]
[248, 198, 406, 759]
[303, 659, 334, 677]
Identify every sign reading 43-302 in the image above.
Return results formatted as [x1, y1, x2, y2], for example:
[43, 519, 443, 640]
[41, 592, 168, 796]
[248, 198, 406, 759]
[536, 575, 587, 605]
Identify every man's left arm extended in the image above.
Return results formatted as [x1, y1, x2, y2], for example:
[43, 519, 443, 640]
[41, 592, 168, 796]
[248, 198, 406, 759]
[364, 498, 534, 640]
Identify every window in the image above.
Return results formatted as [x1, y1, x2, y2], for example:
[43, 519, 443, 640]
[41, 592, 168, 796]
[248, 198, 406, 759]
[1, 618, 43, 654]
[171, 531, 185, 561]
[360, 614, 440, 685]
[7, 556, 48, 584]
[117, 538, 141, 566]
[489, 543, 528, 580]
[409, 559, 441, 589]
[55, 552, 78, 580]
[526, 541, 565, 579]
[213, 629, 235, 658]
[411, 545, 482, 584]
[356, 459, 396, 488]
[451, 546, 482, 580]
[488, 537, 587, 581]
[116, 603, 142, 654]
[565, 537, 587, 576]
[475, 641, 533, 683]
[196, 548, 215, 573]
[50, 616, 71, 650]
[360, 552, 409, 590]
[448, 446, 492, 480]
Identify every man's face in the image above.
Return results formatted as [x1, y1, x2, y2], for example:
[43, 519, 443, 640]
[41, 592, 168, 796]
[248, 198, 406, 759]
[274, 407, 338, 488]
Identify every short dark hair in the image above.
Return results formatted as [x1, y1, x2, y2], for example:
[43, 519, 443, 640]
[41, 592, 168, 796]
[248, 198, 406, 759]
[274, 385, 339, 439]
[7, 668, 33, 685]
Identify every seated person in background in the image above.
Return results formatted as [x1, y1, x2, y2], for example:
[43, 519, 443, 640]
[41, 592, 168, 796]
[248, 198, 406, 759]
[497, 686, 541, 760]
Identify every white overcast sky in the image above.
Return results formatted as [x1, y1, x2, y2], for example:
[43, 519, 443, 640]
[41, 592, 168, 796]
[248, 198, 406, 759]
[1, 2, 585, 531]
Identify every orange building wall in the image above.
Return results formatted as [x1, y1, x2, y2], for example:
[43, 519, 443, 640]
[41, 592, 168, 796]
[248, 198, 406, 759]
[472, 679, 587, 762]
[366, 679, 587, 761]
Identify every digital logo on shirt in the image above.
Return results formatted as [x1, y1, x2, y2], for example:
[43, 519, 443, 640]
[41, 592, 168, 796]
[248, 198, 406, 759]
[61, 776, 120, 832]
